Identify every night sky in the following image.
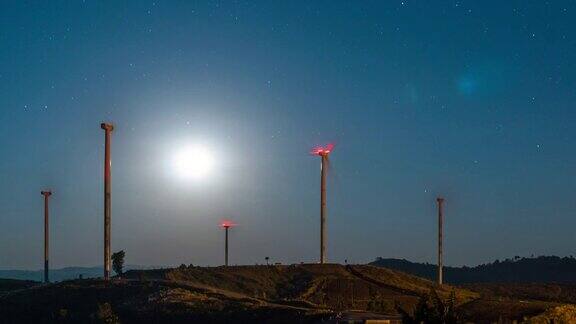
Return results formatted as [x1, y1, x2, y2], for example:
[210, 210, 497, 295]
[1, 1, 575, 270]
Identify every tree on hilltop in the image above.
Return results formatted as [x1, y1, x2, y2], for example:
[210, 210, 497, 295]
[111, 250, 125, 276]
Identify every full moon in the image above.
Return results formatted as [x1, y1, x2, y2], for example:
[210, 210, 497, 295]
[172, 145, 215, 180]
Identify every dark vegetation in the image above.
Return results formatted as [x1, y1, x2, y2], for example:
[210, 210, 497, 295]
[396, 290, 460, 324]
[371, 256, 576, 284]
[111, 251, 126, 276]
[0, 264, 569, 323]
[0, 279, 37, 293]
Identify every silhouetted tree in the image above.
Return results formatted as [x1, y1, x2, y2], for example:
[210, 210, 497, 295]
[396, 289, 460, 324]
[111, 250, 125, 276]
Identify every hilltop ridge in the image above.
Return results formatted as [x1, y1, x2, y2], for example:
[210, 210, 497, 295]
[370, 256, 576, 284]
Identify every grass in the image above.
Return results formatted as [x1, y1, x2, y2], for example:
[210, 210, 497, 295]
[1, 264, 572, 322]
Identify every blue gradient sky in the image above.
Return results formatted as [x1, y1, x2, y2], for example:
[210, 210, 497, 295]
[1, 1, 575, 269]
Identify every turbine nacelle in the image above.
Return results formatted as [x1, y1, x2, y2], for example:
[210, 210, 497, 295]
[310, 143, 334, 156]
[220, 220, 237, 229]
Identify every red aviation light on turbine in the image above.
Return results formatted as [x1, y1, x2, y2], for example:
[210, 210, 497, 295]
[220, 220, 237, 229]
[310, 143, 334, 156]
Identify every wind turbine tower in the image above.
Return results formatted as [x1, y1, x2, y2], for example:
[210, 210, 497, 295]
[437, 197, 445, 285]
[220, 220, 236, 266]
[311, 143, 334, 264]
[41, 190, 52, 283]
[101, 122, 114, 280]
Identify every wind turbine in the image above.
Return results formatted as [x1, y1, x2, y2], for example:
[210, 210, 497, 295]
[310, 143, 334, 264]
[220, 220, 237, 266]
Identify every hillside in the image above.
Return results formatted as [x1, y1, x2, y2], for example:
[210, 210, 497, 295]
[370, 256, 576, 284]
[463, 282, 576, 304]
[124, 264, 477, 312]
[0, 264, 569, 323]
[0, 279, 37, 294]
